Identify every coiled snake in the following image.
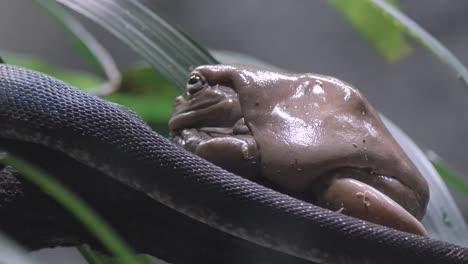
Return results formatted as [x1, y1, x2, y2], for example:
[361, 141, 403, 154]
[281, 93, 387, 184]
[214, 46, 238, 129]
[0, 64, 466, 263]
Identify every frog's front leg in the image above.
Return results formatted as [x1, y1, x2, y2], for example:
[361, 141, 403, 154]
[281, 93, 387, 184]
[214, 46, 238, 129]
[171, 119, 260, 179]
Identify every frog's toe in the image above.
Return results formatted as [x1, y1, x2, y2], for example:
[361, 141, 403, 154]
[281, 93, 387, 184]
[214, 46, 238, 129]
[316, 177, 427, 236]
[196, 136, 260, 179]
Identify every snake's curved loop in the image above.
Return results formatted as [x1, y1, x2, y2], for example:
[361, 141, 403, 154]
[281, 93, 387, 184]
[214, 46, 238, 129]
[0, 64, 466, 263]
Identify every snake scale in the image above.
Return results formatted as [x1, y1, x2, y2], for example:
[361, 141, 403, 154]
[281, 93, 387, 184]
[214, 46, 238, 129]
[0, 64, 467, 263]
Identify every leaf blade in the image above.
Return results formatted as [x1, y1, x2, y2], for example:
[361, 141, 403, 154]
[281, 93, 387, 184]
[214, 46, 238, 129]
[329, 0, 411, 62]
[58, 0, 217, 91]
[0, 153, 145, 264]
[1, 51, 102, 91]
[78, 244, 152, 264]
[330, 0, 468, 90]
[34, 0, 121, 95]
[426, 150, 468, 196]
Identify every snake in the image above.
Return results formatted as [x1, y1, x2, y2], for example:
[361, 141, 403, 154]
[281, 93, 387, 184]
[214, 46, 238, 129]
[0, 63, 467, 263]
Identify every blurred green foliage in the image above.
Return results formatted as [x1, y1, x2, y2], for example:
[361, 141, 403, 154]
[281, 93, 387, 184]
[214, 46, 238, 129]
[104, 65, 179, 125]
[34, 0, 115, 75]
[329, 0, 411, 62]
[1, 52, 102, 91]
[79, 245, 153, 264]
[431, 161, 468, 196]
[0, 154, 149, 264]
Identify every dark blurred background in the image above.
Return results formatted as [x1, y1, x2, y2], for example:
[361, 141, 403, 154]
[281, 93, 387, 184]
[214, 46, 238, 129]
[0, 0, 467, 263]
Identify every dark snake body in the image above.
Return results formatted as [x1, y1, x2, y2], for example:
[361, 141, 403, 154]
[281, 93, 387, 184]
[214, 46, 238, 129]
[0, 64, 466, 263]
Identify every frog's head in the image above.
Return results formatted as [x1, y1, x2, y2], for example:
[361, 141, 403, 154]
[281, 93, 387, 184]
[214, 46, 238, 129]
[169, 72, 243, 131]
[171, 64, 430, 236]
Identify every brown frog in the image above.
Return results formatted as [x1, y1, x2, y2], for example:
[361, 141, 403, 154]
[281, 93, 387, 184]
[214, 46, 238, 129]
[169, 64, 429, 236]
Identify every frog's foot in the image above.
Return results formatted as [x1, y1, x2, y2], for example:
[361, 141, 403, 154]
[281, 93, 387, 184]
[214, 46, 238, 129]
[316, 177, 427, 236]
[171, 128, 260, 179]
[195, 135, 260, 179]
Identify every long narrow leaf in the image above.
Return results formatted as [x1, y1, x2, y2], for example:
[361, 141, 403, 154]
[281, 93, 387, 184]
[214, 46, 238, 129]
[380, 116, 468, 246]
[0, 153, 147, 264]
[329, 0, 411, 62]
[330, 0, 468, 89]
[58, 0, 217, 91]
[369, 0, 468, 88]
[35, 0, 121, 96]
[426, 150, 468, 196]
[78, 244, 153, 264]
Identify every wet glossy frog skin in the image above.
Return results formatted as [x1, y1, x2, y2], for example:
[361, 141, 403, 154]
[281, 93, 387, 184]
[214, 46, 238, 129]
[169, 64, 429, 236]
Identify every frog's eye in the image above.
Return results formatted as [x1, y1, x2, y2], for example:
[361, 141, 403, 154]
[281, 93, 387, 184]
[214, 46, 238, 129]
[186, 74, 206, 96]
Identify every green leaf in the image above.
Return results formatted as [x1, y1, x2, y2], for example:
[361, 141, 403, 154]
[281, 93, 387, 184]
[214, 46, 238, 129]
[2, 51, 102, 91]
[104, 64, 179, 125]
[59, 0, 217, 91]
[0, 153, 145, 264]
[78, 244, 153, 264]
[330, 0, 468, 89]
[427, 151, 468, 196]
[34, 0, 99, 71]
[34, 0, 120, 84]
[370, 0, 468, 89]
[329, 0, 411, 62]
[432, 161, 468, 196]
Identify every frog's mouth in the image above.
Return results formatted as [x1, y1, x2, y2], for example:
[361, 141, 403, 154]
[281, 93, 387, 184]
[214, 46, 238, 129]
[170, 100, 227, 131]
[172, 95, 223, 115]
[169, 86, 242, 131]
